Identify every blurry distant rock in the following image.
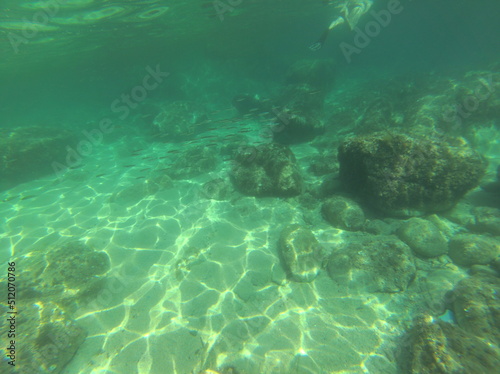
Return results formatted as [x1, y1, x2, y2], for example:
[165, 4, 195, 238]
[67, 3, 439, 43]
[401, 316, 500, 374]
[357, 96, 398, 134]
[201, 178, 231, 200]
[272, 106, 324, 144]
[338, 132, 487, 216]
[168, 147, 217, 180]
[481, 165, 500, 194]
[151, 101, 206, 141]
[468, 206, 500, 235]
[321, 196, 365, 231]
[397, 218, 448, 258]
[327, 234, 416, 293]
[0, 126, 78, 190]
[278, 224, 326, 282]
[308, 155, 338, 176]
[407, 94, 457, 132]
[453, 71, 500, 122]
[231, 143, 302, 197]
[278, 83, 327, 114]
[0, 301, 86, 374]
[442, 201, 476, 227]
[451, 275, 500, 345]
[448, 234, 500, 267]
[364, 218, 402, 236]
[232, 94, 270, 116]
[284, 59, 335, 93]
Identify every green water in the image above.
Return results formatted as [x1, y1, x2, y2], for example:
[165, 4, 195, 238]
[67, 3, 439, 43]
[1, 1, 500, 374]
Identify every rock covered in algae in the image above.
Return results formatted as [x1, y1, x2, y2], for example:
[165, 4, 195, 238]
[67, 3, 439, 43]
[451, 274, 500, 346]
[321, 195, 365, 231]
[448, 234, 500, 267]
[338, 132, 487, 216]
[0, 301, 86, 374]
[469, 206, 500, 235]
[327, 234, 416, 293]
[231, 143, 302, 197]
[272, 105, 325, 145]
[401, 316, 500, 374]
[278, 224, 326, 282]
[397, 217, 448, 258]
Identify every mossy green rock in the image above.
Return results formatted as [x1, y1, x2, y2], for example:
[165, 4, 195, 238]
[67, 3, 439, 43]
[338, 133, 486, 216]
[321, 196, 365, 231]
[448, 234, 500, 267]
[327, 234, 416, 293]
[469, 206, 500, 235]
[403, 317, 500, 374]
[278, 224, 325, 282]
[0, 302, 86, 374]
[451, 275, 500, 346]
[231, 143, 302, 197]
[397, 218, 448, 257]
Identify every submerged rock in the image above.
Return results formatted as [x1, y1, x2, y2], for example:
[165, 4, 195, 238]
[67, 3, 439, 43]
[401, 316, 500, 374]
[469, 206, 500, 235]
[150, 101, 206, 141]
[397, 218, 448, 258]
[327, 234, 416, 293]
[231, 143, 302, 197]
[272, 106, 325, 145]
[448, 234, 500, 267]
[451, 275, 500, 346]
[0, 126, 78, 190]
[321, 196, 365, 231]
[338, 132, 486, 216]
[0, 301, 86, 374]
[166, 147, 217, 180]
[278, 224, 326, 282]
[284, 59, 335, 94]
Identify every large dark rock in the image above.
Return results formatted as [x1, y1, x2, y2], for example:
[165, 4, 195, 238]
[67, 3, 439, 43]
[401, 316, 500, 374]
[338, 132, 487, 216]
[230, 143, 302, 197]
[0, 126, 78, 190]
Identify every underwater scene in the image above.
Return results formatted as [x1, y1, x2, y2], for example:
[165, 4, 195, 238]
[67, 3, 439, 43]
[1, 0, 500, 373]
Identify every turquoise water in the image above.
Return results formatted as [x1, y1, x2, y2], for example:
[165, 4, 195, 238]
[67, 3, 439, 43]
[1, 1, 500, 373]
